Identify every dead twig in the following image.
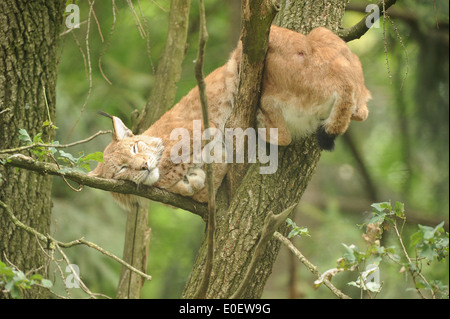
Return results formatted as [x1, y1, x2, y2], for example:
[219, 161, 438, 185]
[0, 199, 152, 284]
[192, 0, 215, 299]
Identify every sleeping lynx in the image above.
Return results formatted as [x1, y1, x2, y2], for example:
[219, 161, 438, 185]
[89, 26, 371, 210]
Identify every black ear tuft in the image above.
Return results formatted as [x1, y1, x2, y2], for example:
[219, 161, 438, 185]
[315, 126, 337, 151]
[97, 110, 113, 119]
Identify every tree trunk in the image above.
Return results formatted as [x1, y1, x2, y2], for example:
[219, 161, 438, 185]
[116, 0, 191, 299]
[0, 1, 64, 298]
[182, 0, 348, 299]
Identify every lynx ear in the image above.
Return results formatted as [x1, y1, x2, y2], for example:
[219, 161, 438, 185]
[112, 116, 134, 140]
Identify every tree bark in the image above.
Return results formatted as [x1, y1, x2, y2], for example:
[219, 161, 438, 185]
[182, 0, 348, 299]
[0, 1, 64, 298]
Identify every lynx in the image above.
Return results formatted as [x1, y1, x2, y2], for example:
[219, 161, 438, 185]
[89, 26, 371, 210]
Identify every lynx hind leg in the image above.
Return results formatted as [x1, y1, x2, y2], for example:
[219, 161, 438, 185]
[169, 167, 206, 196]
[256, 108, 292, 146]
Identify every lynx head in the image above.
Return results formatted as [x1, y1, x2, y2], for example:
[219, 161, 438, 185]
[89, 114, 164, 187]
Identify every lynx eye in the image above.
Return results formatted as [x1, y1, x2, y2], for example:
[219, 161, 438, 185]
[131, 144, 139, 155]
[118, 165, 129, 174]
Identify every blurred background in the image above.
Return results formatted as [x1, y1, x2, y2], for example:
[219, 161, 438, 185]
[51, 0, 448, 298]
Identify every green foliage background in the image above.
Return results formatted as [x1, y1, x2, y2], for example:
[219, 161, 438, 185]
[49, 0, 448, 298]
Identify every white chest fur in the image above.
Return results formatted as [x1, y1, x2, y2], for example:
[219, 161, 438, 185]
[281, 92, 338, 138]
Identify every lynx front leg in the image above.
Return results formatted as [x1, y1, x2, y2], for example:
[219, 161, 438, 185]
[169, 167, 206, 196]
[256, 107, 292, 146]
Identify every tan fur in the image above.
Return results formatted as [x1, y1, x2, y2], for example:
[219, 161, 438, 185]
[90, 26, 370, 209]
[258, 26, 371, 145]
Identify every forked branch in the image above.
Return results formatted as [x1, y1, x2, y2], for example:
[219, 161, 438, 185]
[339, 0, 397, 42]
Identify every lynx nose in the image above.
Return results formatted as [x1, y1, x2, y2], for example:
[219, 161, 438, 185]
[141, 161, 155, 172]
[141, 161, 149, 171]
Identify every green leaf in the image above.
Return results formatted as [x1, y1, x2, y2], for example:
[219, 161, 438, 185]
[342, 243, 358, 264]
[18, 129, 32, 144]
[58, 150, 79, 164]
[410, 229, 424, 247]
[420, 224, 437, 240]
[418, 243, 436, 260]
[415, 281, 427, 289]
[40, 279, 53, 289]
[30, 274, 43, 281]
[393, 201, 405, 219]
[32, 132, 43, 144]
[81, 151, 104, 163]
[286, 218, 295, 227]
[13, 270, 27, 282]
[367, 211, 386, 225]
[371, 202, 391, 213]
[285, 218, 310, 238]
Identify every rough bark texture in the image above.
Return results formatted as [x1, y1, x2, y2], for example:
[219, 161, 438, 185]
[182, 0, 348, 299]
[0, 1, 64, 298]
[225, 0, 279, 194]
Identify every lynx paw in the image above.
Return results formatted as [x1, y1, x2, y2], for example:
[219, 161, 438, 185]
[172, 167, 206, 196]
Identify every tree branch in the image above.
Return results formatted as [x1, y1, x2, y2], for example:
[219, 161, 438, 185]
[231, 205, 295, 299]
[0, 199, 152, 283]
[224, 0, 280, 195]
[273, 231, 351, 299]
[0, 153, 207, 218]
[192, 0, 216, 300]
[339, 0, 397, 42]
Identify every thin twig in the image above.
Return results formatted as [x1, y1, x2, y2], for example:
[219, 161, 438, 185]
[65, 0, 95, 142]
[0, 130, 111, 154]
[136, 0, 156, 74]
[231, 206, 296, 299]
[55, 244, 97, 298]
[385, 14, 409, 89]
[0, 199, 152, 283]
[382, 0, 393, 84]
[150, 0, 168, 12]
[59, 21, 88, 37]
[91, 5, 104, 43]
[98, 0, 117, 85]
[273, 231, 351, 299]
[70, 31, 88, 80]
[392, 221, 435, 299]
[192, 0, 215, 299]
[126, 0, 146, 39]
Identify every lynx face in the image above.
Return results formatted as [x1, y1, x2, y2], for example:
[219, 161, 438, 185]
[89, 117, 164, 187]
